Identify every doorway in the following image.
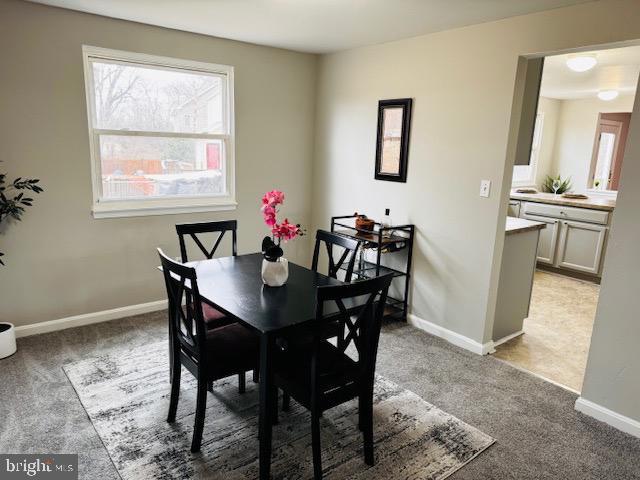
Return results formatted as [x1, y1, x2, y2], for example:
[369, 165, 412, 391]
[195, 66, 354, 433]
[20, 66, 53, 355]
[494, 44, 640, 392]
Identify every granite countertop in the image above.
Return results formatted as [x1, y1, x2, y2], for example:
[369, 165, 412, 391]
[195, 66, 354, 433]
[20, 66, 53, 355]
[505, 216, 546, 236]
[510, 191, 616, 211]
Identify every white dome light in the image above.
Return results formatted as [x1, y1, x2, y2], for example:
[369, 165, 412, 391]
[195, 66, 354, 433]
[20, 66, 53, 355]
[566, 55, 597, 72]
[598, 90, 619, 101]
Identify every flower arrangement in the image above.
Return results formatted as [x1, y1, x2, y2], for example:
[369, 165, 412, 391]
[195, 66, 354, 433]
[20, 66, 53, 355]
[260, 190, 303, 262]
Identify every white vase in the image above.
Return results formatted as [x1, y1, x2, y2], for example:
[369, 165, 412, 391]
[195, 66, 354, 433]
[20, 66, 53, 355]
[261, 257, 289, 287]
[0, 322, 17, 359]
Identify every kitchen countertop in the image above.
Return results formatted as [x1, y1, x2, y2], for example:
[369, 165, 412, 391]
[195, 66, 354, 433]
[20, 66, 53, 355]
[505, 216, 546, 236]
[510, 191, 616, 211]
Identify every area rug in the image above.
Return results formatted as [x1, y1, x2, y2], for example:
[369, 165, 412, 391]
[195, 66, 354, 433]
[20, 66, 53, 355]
[63, 342, 494, 479]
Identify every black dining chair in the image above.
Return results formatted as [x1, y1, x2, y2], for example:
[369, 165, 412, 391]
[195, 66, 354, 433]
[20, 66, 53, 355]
[175, 220, 260, 384]
[311, 229, 360, 282]
[176, 219, 238, 262]
[158, 248, 259, 453]
[175, 220, 238, 330]
[273, 274, 393, 479]
[308, 229, 362, 349]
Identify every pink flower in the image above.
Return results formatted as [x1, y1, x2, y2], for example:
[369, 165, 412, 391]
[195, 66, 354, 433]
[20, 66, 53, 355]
[261, 205, 277, 226]
[272, 218, 302, 241]
[262, 190, 285, 207]
[260, 190, 304, 241]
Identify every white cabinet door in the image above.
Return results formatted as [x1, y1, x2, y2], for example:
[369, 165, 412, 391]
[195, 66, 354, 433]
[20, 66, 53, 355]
[508, 201, 521, 218]
[522, 213, 559, 265]
[556, 221, 608, 274]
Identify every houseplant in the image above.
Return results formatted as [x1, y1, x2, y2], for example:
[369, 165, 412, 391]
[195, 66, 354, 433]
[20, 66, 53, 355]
[0, 170, 43, 265]
[0, 167, 43, 359]
[260, 190, 303, 287]
[542, 174, 572, 195]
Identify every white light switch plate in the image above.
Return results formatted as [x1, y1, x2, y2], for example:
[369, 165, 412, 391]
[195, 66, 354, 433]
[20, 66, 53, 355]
[480, 180, 491, 198]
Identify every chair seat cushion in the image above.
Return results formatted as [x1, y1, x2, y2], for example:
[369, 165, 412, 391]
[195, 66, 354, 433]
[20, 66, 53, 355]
[202, 303, 234, 329]
[205, 323, 259, 380]
[274, 341, 360, 409]
[182, 304, 234, 330]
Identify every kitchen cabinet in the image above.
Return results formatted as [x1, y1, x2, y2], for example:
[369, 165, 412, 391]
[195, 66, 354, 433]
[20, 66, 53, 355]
[508, 200, 521, 218]
[522, 213, 560, 265]
[556, 221, 607, 274]
[519, 201, 610, 276]
[493, 217, 546, 345]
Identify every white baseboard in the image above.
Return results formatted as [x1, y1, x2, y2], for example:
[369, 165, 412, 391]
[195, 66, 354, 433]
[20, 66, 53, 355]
[575, 397, 640, 439]
[493, 329, 524, 348]
[407, 313, 495, 355]
[14, 300, 168, 338]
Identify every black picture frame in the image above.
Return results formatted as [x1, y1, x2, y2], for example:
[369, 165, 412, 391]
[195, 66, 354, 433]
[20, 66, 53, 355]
[374, 98, 412, 182]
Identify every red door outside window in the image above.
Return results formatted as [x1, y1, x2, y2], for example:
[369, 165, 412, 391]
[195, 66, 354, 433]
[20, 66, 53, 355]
[206, 143, 221, 170]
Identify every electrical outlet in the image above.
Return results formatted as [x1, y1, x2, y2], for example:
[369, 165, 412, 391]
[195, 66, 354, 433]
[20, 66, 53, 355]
[480, 180, 491, 198]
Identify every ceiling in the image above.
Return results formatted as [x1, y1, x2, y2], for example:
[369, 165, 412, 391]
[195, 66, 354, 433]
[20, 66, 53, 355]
[541, 45, 640, 100]
[28, 0, 593, 54]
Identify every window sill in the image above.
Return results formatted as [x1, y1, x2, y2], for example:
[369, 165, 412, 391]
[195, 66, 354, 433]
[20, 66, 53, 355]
[92, 197, 237, 219]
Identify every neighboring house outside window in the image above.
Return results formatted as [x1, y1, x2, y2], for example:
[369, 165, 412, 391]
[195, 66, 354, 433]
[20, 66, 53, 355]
[82, 46, 235, 218]
[512, 112, 544, 187]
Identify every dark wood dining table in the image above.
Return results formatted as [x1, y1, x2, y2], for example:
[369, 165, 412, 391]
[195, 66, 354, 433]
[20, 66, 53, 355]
[181, 252, 357, 479]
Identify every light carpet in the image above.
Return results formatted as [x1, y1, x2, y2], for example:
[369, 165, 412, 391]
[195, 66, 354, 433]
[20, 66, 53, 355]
[62, 341, 494, 479]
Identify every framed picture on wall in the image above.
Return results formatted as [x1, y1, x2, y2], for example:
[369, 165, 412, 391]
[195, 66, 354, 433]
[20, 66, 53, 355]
[374, 98, 413, 182]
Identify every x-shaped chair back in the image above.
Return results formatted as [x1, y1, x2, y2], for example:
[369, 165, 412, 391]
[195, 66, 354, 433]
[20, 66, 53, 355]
[176, 220, 238, 262]
[313, 273, 393, 386]
[311, 229, 360, 282]
[158, 248, 207, 362]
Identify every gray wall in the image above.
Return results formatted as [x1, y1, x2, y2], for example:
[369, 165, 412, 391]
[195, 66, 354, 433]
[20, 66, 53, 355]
[0, 0, 317, 327]
[312, 0, 640, 347]
[580, 75, 640, 421]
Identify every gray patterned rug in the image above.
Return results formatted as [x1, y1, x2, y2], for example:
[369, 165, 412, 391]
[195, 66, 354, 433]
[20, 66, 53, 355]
[63, 342, 494, 479]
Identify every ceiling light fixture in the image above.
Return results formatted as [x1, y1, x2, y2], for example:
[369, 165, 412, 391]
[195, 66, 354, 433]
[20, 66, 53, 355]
[598, 90, 619, 101]
[566, 55, 597, 72]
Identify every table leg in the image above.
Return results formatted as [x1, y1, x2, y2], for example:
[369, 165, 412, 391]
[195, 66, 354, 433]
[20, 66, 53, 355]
[259, 333, 274, 480]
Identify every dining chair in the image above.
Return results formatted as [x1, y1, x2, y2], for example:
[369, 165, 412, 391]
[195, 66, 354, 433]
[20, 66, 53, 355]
[158, 248, 259, 453]
[175, 220, 260, 384]
[308, 229, 362, 348]
[175, 220, 238, 330]
[273, 273, 393, 479]
[176, 219, 238, 262]
[311, 229, 360, 282]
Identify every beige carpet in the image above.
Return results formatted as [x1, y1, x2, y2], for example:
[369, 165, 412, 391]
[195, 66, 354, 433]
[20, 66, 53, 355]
[493, 270, 599, 391]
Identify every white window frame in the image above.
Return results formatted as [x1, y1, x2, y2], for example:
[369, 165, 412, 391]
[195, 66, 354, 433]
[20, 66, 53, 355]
[82, 46, 236, 218]
[512, 112, 544, 187]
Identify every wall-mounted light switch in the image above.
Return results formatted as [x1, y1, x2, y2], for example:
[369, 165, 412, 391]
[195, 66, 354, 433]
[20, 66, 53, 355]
[480, 180, 491, 198]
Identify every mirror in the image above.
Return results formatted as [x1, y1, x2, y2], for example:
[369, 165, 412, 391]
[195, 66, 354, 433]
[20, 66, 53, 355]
[375, 98, 412, 182]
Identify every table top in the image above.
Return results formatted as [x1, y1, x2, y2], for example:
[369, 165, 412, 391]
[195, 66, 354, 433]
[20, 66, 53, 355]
[182, 253, 346, 334]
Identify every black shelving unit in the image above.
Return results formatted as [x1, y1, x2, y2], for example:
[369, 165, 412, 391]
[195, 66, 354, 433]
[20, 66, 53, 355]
[330, 214, 415, 321]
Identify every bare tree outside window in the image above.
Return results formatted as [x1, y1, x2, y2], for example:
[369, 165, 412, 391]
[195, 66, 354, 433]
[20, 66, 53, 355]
[84, 48, 233, 213]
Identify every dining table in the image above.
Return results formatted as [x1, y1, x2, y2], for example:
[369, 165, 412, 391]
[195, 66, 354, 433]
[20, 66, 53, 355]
[179, 252, 364, 479]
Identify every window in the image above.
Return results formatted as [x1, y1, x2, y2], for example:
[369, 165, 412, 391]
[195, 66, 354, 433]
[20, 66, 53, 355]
[82, 46, 235, 218]
[512, 112, 544, 186]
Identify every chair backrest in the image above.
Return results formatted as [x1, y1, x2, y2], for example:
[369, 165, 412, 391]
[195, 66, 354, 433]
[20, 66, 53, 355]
[311, 229, 360, 282]
[176, 220, 238, 262]
[313, 273, 393, 390]
[158, 248, 207, 362]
